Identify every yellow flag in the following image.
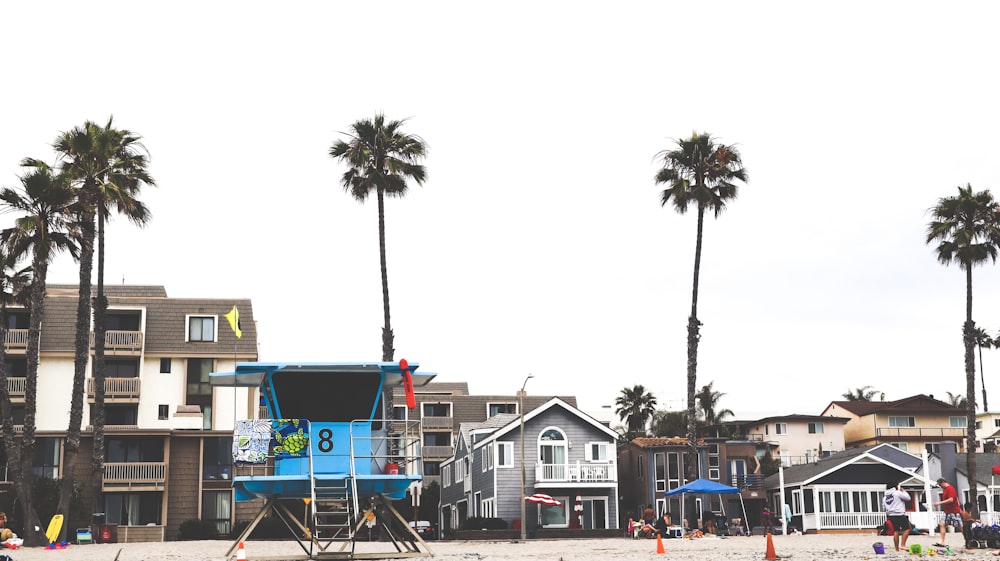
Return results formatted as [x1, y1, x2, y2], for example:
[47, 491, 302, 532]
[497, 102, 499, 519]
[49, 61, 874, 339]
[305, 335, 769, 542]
[224, 305, 242, 339]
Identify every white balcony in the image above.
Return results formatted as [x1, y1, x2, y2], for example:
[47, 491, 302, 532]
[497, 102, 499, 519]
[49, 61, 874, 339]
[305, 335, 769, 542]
[103, 461, 166, 490]
[535, 461, 617, 484]
[4, 329, 27, 350]
[89, 330, 143, 351]
[87, 377, 141, 400]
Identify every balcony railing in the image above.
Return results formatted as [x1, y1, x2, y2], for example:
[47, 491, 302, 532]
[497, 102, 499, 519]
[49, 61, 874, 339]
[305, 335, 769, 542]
[4, 329, 27, 349]
[89, 330, 143, 351]
[421, 445, 454, 458]
[103, 462, 166, 486]
[87, 377, 140, 398]
[422, 416, 453, 430]
[875, 427, 966, 439]
[730, 474, 765, 490]
[535, 461, 617, 483]
[5, 377, 25, 398]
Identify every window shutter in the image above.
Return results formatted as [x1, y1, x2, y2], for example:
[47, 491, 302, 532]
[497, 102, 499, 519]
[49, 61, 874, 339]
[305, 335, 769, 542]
[585, 443, 593, 461]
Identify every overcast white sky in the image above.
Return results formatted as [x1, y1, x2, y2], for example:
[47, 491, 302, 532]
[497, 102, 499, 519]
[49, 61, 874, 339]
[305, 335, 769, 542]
[3, 2, 1000, 424]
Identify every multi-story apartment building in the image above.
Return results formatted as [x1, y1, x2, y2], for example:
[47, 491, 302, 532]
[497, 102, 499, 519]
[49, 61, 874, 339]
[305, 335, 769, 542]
[0, 284, 258, 542]
[821, 394, 966, 452]
[738, 414, 849, 466]
[391, 383, 577, 486]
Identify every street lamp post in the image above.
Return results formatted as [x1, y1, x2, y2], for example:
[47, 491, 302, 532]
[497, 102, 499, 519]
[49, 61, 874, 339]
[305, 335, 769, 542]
[519, 373, 534, 542]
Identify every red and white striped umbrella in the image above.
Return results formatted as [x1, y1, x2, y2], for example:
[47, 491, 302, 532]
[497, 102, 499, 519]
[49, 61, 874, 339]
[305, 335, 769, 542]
[524, 493, 562, 507]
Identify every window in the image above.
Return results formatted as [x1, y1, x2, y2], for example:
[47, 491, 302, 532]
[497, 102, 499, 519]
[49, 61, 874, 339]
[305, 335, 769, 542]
[654, 452, 666, 493]
[187, 316, 216, 342]
[926, 443, 941, 454]
[203, 490, 232, 535]
[667, 452, 681, 490]
[160, 358, 171, 373]
[481, 498, 495, 519]
[637, 456, 644, 478]
[203, 437, 233, 480]
[393, 406, 407, 421]
[708, 455, 720, 467]
[995, 419, 1000, 428]
[186, 358, 215, 429]
[808, 422, 824, 434]
[889, 416, 915, 428]
[497, 442, 513, 467]
[422, 403, 451, 417]
[105, 312, 141, 331]
[107, 437, 164, 462]
[775, 423, 788, 435]
[586, 443, 608, 462]
[950, 416, 967, 428]
[442, 464, 451, 487]
[791, 490, 803, 514]
[487, 402, 516, 417]
[102, 405, 138, 426]
[158, 405, 168, 420]
[482, 446, 492, 472]
[3, 309, 28, 329]
[105, 492, 162, 525]
[709, 468, 720, 480]
[891, 442, 909, 451]
[33, 437, 60, 478]
[423, 462, 441, 476]
[4, 358, 26, 377]
[538, 428, 568, 479]
[105, 359, 139, 377]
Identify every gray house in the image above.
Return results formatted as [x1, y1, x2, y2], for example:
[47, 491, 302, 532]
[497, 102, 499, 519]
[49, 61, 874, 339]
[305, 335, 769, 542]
[439, 397, 620, 534]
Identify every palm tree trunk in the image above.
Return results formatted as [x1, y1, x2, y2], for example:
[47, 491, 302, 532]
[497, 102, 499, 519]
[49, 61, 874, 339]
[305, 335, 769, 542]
[91, 209, 107, 516]
[965, 265, 979, 517]
[978, 341, 989, 412]
[684, 206, 706, 527]
[11, 260, 52, 546]
[375, 187, 395, 429]
[58, 192, 96, 541]
[376, 187, 394, 362]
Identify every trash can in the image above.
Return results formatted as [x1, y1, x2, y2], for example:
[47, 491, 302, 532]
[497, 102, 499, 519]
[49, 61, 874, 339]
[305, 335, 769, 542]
[91, 512, 118, 543]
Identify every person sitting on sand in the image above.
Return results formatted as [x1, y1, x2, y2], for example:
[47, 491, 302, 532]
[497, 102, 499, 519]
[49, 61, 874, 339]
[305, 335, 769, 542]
[0, 512, 16, 542]
[655, 511, 673, 538]
[639, 505, 657, 538]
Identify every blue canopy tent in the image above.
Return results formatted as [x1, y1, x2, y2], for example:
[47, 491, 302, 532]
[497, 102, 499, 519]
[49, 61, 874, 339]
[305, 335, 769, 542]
[664, 478, 747, 533]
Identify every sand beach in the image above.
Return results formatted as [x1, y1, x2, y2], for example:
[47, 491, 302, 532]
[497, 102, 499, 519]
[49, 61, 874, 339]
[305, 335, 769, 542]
[3, 533, 999, 561]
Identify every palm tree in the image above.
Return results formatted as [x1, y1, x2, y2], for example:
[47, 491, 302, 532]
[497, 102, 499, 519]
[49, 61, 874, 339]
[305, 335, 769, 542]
[49, 117, 155, 532]
[974, 327, 993, 411]
[330, 115, 427, 423]
[926, 183, 1000, 517]
[841, 386, 880, 401]
[696, 381, 734, 426]
[946, 391, 968, 408]
[655, 132, 747, 483]
[329, 114, 427, 362]
[0, 164, 77, 545]
[614, 385, 658, 440]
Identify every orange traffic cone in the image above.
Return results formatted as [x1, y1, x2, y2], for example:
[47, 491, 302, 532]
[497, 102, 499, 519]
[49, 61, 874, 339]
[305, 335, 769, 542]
[656, 533, 665, 554]
[237, 542, 247, 561]
[764, 533, 777, 561]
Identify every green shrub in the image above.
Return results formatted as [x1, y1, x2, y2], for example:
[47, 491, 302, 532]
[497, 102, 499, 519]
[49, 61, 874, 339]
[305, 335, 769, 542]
[178, 519, 219, 540]
[460, 517, 507, 530]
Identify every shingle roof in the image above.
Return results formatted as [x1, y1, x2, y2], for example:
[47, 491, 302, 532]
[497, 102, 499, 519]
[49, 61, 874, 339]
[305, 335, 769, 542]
[826, 394, 962, 416]
[38, 284, 256, 356]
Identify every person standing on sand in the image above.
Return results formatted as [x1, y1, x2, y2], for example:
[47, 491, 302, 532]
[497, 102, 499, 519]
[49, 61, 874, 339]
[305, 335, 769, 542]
[933, 477, 962, 547]
[762, 505, 773, 534]
[883, 482, 912, 551]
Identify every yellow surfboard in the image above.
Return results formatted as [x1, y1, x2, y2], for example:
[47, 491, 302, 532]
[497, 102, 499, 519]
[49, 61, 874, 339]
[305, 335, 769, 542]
[45, 514, 63, 544]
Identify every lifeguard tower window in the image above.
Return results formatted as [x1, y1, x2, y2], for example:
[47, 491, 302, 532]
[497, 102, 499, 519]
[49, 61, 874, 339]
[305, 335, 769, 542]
[272, 371, 383, 425]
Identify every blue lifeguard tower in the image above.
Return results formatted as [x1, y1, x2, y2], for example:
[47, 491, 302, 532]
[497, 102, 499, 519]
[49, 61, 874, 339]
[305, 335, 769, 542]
[210, 360, 435, 560]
